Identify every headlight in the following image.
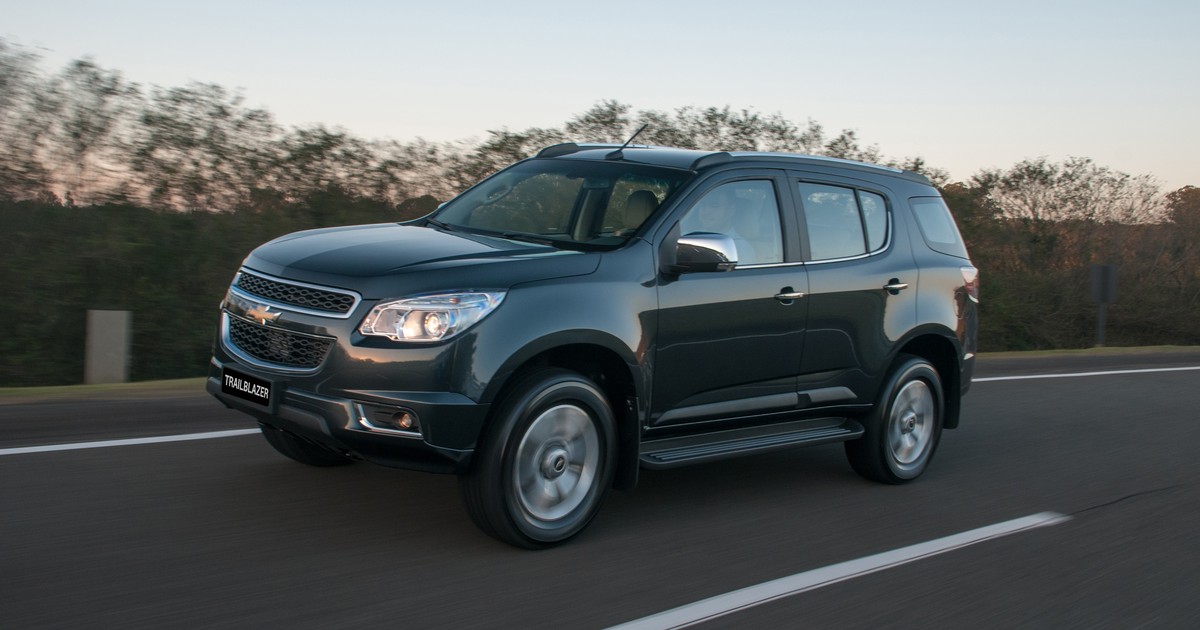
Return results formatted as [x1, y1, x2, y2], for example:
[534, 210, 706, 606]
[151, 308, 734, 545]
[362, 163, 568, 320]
[359, 291, 505, 342]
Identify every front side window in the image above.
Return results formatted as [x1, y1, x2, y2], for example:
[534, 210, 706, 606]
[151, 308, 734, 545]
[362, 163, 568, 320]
[678, 180, 784, 266]
[434, 159, 689, 250]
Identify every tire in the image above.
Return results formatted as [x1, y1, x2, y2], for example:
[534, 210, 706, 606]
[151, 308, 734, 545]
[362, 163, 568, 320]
[259, 423, 355, 467]
[460, 368, 616, 548]
[846, 355, 943, 484]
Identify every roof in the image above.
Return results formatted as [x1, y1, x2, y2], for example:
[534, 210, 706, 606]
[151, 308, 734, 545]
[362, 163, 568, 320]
[535, 143, 719, 170]
[534, 143, 932, 185]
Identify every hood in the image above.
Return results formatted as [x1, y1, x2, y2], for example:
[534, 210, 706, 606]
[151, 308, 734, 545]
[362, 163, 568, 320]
[242, 223, 600, 297]
[251, 223, 558, 276]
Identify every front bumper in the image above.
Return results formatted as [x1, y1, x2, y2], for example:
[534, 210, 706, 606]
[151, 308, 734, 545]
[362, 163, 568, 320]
[207, 354, 489, 474]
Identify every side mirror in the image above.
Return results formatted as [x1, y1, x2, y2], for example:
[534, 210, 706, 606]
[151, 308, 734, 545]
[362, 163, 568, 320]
[673, 232, 738, 273]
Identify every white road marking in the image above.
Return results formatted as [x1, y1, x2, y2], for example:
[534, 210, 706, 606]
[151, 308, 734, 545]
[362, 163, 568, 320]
[607, 512, 1071, 630]
[0, 429, 259, 456]
[974, 365, 1200, 382]
[7, 362, 1190, 456]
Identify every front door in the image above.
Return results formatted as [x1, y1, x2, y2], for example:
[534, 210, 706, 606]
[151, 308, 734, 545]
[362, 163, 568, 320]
[651, 174, 808, 427]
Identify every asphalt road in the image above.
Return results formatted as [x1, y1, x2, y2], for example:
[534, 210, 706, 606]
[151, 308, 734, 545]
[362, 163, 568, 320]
[2, 351, 1199, 629]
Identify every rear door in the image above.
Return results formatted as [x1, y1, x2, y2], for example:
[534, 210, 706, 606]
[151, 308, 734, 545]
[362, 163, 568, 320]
[789, 171, 918, 398]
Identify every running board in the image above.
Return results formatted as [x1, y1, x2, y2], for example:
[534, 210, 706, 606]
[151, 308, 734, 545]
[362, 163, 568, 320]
[639, 418, 863, 469]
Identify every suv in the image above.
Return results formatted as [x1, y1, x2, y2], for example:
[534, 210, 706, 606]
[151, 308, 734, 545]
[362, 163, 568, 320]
[208, 143, 979, 548]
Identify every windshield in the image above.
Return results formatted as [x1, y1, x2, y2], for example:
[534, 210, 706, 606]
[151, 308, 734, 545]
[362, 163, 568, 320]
[432, 158, 690, 249]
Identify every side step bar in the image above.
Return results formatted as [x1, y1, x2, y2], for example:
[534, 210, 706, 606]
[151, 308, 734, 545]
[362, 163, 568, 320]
[639, 418, 863, 469]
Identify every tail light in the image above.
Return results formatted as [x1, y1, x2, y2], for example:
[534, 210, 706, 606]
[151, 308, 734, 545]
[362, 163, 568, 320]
[961, 266, 979, 303]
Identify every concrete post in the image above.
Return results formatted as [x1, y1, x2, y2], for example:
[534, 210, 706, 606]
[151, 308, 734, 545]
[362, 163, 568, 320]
[1089, 264, 1117, 348]
[85, 310, 131, 384]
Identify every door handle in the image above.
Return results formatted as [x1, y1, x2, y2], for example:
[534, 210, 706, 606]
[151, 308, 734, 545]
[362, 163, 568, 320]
[883, 279, 909, 294]
[775, 290, 806, 302]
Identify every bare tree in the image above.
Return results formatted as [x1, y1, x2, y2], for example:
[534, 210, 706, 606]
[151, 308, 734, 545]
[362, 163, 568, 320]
[36, 59, 140, 204]
[891, 156, 951, 187]
[553, 101, 861, 162]
[379, 138, 466, 202]
[267, 126, 373, 200]
[130, 82, 278, 211]
[823, 129, 882, 163]
[974, 157, 1167, 223]
[0, 40, 54, 201]
[563, 100, 632, 143]
[444, 126, 567, 192]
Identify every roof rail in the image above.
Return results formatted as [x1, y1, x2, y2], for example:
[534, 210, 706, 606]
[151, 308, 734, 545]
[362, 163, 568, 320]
[690, 152, 733, 170]
[535, 143, 582, 158]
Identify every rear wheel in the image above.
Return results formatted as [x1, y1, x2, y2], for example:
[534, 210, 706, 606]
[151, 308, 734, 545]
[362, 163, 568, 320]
[846, 355, 943, 484]
[461, 368, 616, 548]
[259, 423, 354, 467]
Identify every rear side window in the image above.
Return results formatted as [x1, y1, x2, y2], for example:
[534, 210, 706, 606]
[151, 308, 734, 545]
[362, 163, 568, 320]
[909, 197, 969, 259]
[797, 183, 890, 261]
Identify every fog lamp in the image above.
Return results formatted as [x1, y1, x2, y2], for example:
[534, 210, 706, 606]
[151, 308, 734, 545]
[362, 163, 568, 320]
[354, 402, 421, 436]
[393, 411, 416, 430]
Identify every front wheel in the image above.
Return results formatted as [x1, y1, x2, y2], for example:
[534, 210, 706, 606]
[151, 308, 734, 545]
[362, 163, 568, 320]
[846, 355, 944, 484]
[460, 368, 616, 548]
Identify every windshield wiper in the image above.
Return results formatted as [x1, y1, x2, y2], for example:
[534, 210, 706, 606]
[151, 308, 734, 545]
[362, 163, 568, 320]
[425, 217, 455, 231]
[498, 232, 613, 252]
[497, 232, 559, 246]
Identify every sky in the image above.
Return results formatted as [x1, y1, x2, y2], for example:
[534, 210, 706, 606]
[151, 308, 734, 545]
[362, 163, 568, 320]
[3, 0, 1197, 189]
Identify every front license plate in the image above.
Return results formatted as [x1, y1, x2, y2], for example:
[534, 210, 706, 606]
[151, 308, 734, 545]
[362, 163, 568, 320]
[221, 367, 273, 407]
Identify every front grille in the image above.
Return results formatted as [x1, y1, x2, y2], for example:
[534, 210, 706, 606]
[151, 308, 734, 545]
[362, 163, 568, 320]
[235, 271, 358, 315]
[227, 315, 334, 369]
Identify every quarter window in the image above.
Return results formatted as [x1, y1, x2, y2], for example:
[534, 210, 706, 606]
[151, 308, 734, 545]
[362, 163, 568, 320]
[861, 191, 888, 252]
[910, 197, 969, 259]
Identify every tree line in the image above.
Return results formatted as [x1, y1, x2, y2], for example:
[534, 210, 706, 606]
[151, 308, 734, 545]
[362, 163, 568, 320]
[1, 39, 1197, 385]
[1, 42, 936, 212]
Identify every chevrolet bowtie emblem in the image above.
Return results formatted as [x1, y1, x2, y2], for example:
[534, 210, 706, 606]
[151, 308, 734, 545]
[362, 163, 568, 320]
[246, 304, 282, 325]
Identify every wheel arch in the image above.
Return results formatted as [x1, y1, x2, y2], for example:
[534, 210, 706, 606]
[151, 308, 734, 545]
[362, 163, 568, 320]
[483, 337, 644, 491]
[894, 330, 963, 429]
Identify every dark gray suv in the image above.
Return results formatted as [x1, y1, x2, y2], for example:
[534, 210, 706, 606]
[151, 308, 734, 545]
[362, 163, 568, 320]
[208, 143, 979, 547]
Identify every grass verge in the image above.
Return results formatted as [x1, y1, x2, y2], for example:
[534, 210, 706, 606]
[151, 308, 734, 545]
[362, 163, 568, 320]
[0, 377, 208, 404]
